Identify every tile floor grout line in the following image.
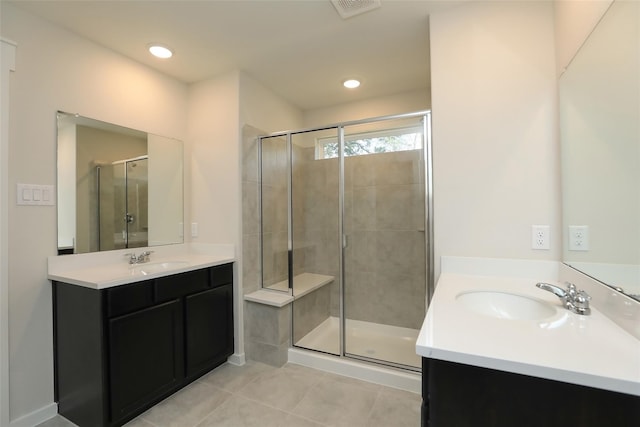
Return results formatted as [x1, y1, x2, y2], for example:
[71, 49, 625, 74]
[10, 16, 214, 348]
[284, 376, 325, 424]
[363, 387, 386, 425]
[227, 381, 331, 426]
[188, 385, 235, 427]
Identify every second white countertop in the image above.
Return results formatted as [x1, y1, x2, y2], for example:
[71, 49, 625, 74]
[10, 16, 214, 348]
[416, 258, 640, 397]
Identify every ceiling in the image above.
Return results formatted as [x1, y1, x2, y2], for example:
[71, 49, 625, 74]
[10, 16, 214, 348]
[9, 0, 462, 111]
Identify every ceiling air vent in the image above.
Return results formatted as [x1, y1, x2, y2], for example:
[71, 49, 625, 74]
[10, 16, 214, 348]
[331, 0, 381, 19]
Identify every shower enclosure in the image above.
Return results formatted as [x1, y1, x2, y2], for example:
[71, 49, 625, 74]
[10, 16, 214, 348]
[259, 111, 433, 370]
[95, 155, 149, 251]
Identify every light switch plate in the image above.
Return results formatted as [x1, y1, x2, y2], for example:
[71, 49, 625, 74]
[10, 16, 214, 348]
[17, 183, 55, 206]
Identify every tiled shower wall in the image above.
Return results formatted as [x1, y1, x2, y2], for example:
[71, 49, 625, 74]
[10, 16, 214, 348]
[296, 148, 426, 330]
[343, 150, 426, 330]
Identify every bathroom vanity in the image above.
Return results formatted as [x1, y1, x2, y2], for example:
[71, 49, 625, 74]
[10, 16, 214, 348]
[417, 258, 640, 427]
[48, 245, 235, 427]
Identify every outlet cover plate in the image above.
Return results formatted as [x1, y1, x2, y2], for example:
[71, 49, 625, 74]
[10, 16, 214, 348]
[568, 225, 589, 251]
[531, 225, 550, 250]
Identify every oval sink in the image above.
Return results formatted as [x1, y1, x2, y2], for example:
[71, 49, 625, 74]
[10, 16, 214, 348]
[131, 261, 189, 275]
[456, 291, 556, 320]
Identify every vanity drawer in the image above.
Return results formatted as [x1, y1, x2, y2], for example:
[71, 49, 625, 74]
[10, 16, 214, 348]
[155, 269, 209, 302]
[107, 280, 154, 318]
[210, 263, 233, 288]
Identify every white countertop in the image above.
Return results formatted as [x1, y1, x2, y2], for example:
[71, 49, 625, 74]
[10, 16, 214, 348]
[416, 257, 640, 397]
[48, 243, 235, 289]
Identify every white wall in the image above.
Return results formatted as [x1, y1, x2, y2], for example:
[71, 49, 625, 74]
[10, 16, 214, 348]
[303, 89, 430, 128]
[429, 1, 559, 280]
[554, 0, 613, 75]
[239, 72, 303, 133]
[188, 72, 240, 245]
[187, 72, 241, 357]
[0, 4, 188, 425]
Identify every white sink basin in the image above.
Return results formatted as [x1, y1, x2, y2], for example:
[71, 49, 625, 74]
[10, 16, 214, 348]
[131, 261, 189, 275]
[456, 291, 556, 320]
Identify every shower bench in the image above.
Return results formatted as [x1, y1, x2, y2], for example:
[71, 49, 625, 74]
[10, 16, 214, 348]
[244, 272, 335, 366]
[245, 272, 335, 307]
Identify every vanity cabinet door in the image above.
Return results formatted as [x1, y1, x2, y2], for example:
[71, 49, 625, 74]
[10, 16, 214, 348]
[108, 299, 184, 423]
[184, 283, 233, 378]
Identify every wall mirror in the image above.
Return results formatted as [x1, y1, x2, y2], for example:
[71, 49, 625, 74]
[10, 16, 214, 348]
[57, 112, 184, 254]
[559, 0, 639, 300]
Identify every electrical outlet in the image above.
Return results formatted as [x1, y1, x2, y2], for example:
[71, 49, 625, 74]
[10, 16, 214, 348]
[568, 225, 589, 251]
[531, 225, 550, 250]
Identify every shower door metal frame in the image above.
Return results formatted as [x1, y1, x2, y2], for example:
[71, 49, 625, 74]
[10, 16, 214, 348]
[258, 110, 434, 370]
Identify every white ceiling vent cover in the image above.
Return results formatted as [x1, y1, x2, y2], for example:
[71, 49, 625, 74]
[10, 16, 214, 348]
[331, 0, 381, 19]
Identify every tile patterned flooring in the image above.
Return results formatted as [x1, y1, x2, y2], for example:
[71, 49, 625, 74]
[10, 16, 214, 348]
[38, 361, 421, 427]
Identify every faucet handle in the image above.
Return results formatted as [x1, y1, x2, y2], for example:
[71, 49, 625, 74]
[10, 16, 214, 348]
[575, 290, 591, 305]
[573, 290, 591, 315]
[124, 252, 137, 264]
[138, 250, 154, 262]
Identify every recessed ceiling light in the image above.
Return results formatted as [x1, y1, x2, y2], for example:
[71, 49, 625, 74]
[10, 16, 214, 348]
[343, 79, 361, 89]
[148, 44, 173, 59]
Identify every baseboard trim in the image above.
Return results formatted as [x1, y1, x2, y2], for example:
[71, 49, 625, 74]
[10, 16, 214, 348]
[227, 352, 245, 366]
[9, 402, 58, 427]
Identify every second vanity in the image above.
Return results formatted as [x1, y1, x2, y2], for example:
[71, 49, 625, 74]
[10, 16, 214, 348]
[48, 244, 235, 427]
[417, 257, 640, 427]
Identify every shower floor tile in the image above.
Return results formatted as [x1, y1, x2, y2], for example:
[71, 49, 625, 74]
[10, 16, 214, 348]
[38, 360, 421, 427]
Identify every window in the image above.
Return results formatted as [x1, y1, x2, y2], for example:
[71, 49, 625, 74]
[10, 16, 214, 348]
[316, 126, 423, 159]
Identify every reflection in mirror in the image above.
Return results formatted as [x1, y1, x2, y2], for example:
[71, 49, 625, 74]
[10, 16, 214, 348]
[559, 1, 639, 300]
[57, 112, 184, 254]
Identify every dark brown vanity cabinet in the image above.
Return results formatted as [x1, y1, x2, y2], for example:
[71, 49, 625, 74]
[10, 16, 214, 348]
[421, 358, 640, 427]
[53, 263, 234, 427]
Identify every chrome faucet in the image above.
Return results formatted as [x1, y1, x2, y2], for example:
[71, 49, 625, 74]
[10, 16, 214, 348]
[125, 251, 154, 264]
[536, 282, 591, 315]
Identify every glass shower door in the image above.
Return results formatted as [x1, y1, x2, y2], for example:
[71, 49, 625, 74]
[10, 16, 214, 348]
[97, 157, 148, 250]
[290, 128, 341, 356]
[342, 116, 426, 369]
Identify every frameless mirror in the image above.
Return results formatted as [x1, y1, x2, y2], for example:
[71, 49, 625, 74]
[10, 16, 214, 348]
[559, 0, 639, 300]
[57, 112, 184, 254]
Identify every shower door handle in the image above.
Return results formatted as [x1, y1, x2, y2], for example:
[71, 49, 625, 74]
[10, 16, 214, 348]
[343, 234, 348, 249]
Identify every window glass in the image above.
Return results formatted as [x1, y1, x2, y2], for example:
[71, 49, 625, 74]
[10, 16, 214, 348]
[316, 126, 422, 159]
